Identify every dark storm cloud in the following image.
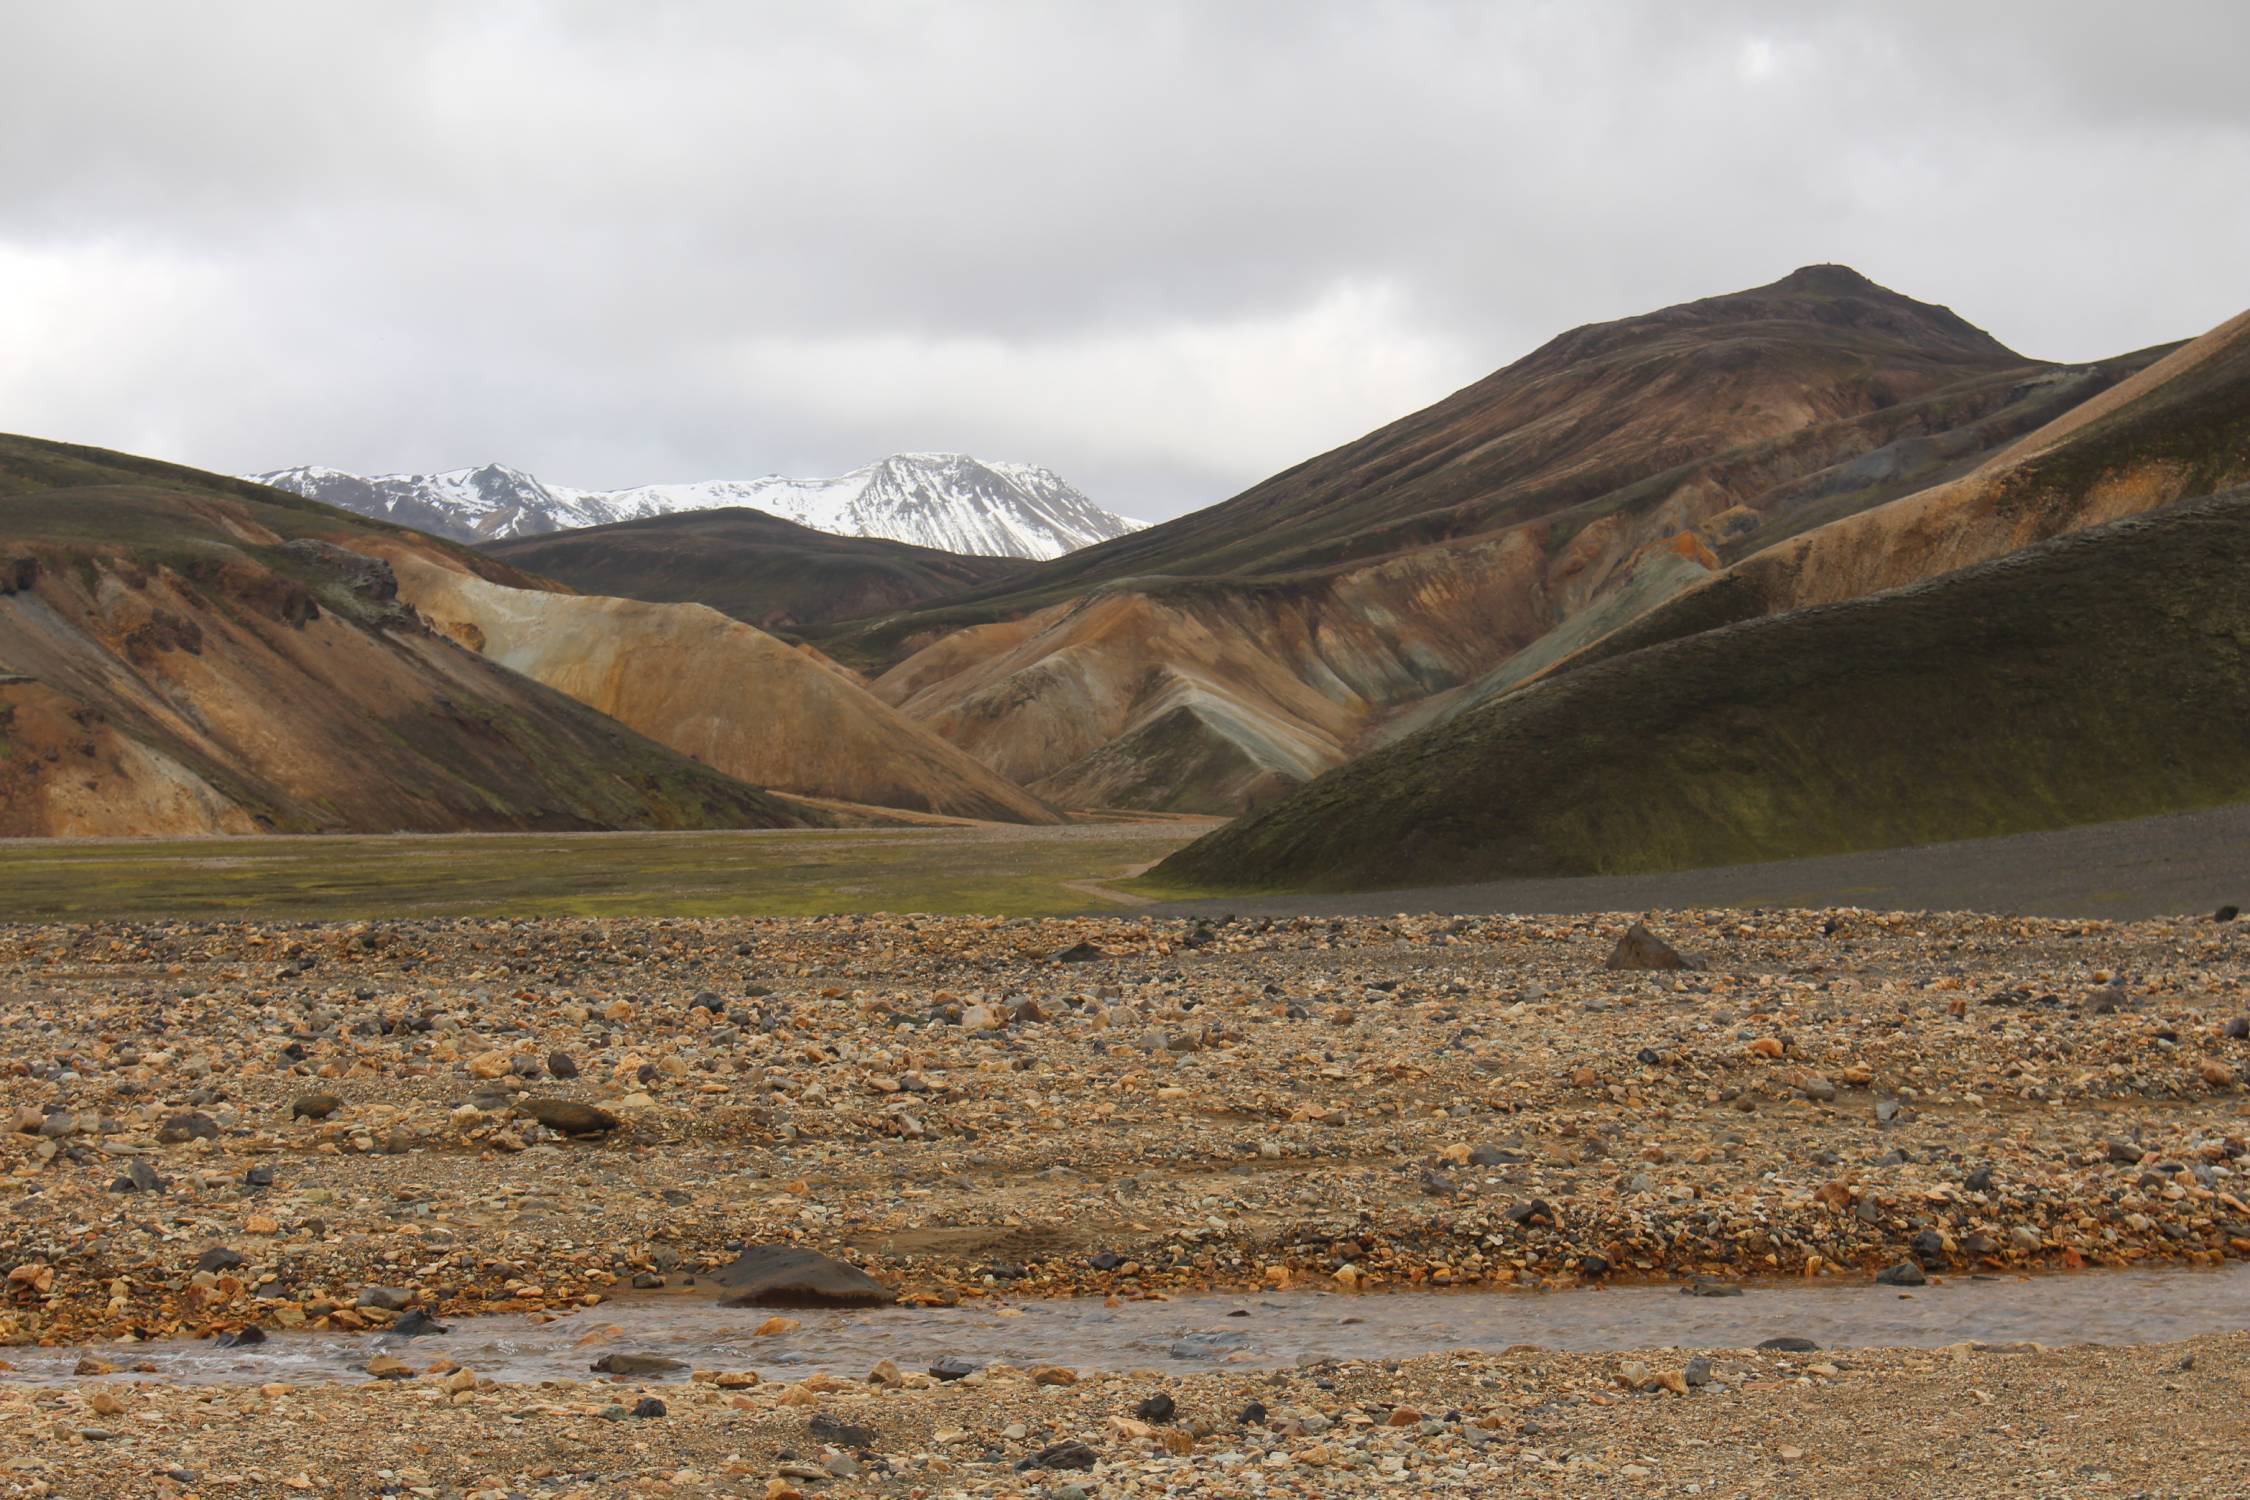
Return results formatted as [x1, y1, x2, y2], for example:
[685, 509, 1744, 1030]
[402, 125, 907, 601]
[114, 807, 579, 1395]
[3, 1, 2246, 518]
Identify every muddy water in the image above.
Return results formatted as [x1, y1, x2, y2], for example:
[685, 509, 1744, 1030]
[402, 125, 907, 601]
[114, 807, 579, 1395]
[7, 1264, 2244, 1388]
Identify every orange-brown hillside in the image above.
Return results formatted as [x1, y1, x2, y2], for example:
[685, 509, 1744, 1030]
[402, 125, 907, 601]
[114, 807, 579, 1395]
[379, 548, 1061, 825]
[0, 437, 809, 836]
[858, 267, 2160, 811]
[1540, 304, 2250, 686]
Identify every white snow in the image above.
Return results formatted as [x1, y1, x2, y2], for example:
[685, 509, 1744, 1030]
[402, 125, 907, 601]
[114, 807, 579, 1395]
[248, 455, 1146, 560]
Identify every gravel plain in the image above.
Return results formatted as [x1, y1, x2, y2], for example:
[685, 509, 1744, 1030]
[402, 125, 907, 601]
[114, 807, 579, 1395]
[3, 906, 2247, 1496]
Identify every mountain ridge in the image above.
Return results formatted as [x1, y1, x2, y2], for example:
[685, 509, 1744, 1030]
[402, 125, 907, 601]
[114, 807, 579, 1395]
[851, 266, 2155, 812]
[481, 506, 1033, 632]
[828, 263, 2040, 648]
[0, 434, 814, 836]
[249, 453, 1145, 560]
[1151, 296, 2250, 888]
[1154, 486, 2250, 891]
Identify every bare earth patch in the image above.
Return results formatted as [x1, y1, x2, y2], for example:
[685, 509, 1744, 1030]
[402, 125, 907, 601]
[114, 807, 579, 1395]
[1, 907, 2245, 1494]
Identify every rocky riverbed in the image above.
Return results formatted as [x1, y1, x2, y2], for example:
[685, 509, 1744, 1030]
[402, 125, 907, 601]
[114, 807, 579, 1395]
[2, 908, 2247, 1495]
[5, 1333, 2246, 1498]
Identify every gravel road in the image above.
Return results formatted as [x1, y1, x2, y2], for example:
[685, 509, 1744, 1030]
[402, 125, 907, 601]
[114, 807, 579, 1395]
[1152, 802, 2250, 920]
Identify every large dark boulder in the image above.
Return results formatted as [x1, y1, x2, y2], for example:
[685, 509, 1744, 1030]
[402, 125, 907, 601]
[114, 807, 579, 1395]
[714, 1245, 892, 1308]
[1604, 922, 1695, 972]
[519, 1098, 620, 1137]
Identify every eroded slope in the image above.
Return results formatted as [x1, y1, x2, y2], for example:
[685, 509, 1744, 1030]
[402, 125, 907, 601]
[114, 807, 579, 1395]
[0, 442, 807, 836]
[1542, 307, 2250, 682]
[871, 268, 2149, 810]
[379, 550, 1061, 825]
[1157, 489, 2250, 891]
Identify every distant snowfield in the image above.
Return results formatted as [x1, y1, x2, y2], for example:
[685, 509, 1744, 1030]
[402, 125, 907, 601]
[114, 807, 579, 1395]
[247, 453, 1147, 560]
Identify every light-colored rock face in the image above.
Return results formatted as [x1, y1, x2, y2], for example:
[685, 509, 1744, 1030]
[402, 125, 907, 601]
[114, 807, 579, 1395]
[0, 518, 799, 837]
[1761, 312, 2250, 606]
[377, 550, 1060, 825]
[1560, 304, 2250, 679]
[0, 680, 255, 838]
[873, 525, 1665, 813]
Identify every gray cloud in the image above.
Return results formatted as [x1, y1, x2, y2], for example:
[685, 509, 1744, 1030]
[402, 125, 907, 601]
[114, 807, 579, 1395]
[3, 0, 2246, 519]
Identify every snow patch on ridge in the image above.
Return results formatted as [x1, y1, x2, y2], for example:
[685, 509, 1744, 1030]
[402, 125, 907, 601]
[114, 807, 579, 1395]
[249, 455, 1146, 561]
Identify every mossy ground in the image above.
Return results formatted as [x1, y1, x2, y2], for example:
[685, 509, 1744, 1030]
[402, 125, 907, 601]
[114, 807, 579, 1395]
[1159, 489, 2250, 893]
[0, 822, 1207, 922]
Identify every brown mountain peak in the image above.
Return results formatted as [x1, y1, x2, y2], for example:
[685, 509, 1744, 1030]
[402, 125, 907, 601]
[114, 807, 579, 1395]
[1767, 262, 1885, 296]
[1662, 263, 2023, 365]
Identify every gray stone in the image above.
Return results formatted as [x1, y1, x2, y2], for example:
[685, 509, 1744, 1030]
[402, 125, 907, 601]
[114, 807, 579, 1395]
[158, 1111, 220, 1144]
[589, 1353, 688, 1375]
[1681, 1279, 1742, 1298]
[1021, 1441, 1098, 1471]
[1135, 1393, 1176, 1423]
[519, 1098, 620, 1137]
[808, 1413, 877, 1449]
[714, 1245, 892, 1308]
[1604, 923, 1694, 972]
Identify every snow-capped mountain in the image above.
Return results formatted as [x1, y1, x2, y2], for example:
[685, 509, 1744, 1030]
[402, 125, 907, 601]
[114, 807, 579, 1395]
[247, 454, 1145, 560]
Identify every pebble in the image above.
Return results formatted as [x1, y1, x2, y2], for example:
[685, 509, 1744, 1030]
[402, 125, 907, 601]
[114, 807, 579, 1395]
[589, 1353, 687, 1375]
[518, 1097, 620, 1136]
[0, 908, 2241, 1369]
[1135, 1392, 1177, 1422]
[1021, 1440, 1099, 1471]
[807, 1413, 876, 1449]
[1605, 922, 1695, 971]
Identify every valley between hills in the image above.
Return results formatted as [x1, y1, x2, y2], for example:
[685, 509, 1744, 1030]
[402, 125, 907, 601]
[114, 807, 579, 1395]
[11, 265, 2246, 868]
[6, 265, 2250, 1500]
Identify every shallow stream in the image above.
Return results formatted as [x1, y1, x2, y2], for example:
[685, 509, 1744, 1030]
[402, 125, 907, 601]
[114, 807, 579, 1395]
[6, 1264, 2244, 1388]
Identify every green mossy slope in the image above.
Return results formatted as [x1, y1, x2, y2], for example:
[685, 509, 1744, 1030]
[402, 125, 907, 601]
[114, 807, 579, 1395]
[1156, 488, 2250, 892]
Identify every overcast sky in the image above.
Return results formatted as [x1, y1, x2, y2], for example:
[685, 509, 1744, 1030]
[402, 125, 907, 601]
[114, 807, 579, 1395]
[4, 2, 2246, 521]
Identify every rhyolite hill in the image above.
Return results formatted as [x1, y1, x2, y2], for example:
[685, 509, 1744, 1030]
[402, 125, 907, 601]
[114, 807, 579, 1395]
[0, 437, 1062, 834]
[1156, 488, 2250, 891]
[1153, 300, 2250, 893]
[840, 266, 2170, 815]
[0, 434, 809, 836]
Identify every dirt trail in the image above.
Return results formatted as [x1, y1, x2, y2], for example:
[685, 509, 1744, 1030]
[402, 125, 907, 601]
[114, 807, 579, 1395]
[1150, 801, 2250, 920]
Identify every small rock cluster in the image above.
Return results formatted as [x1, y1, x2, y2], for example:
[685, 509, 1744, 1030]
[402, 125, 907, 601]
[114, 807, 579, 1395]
[0, 907, 2245, 1491]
